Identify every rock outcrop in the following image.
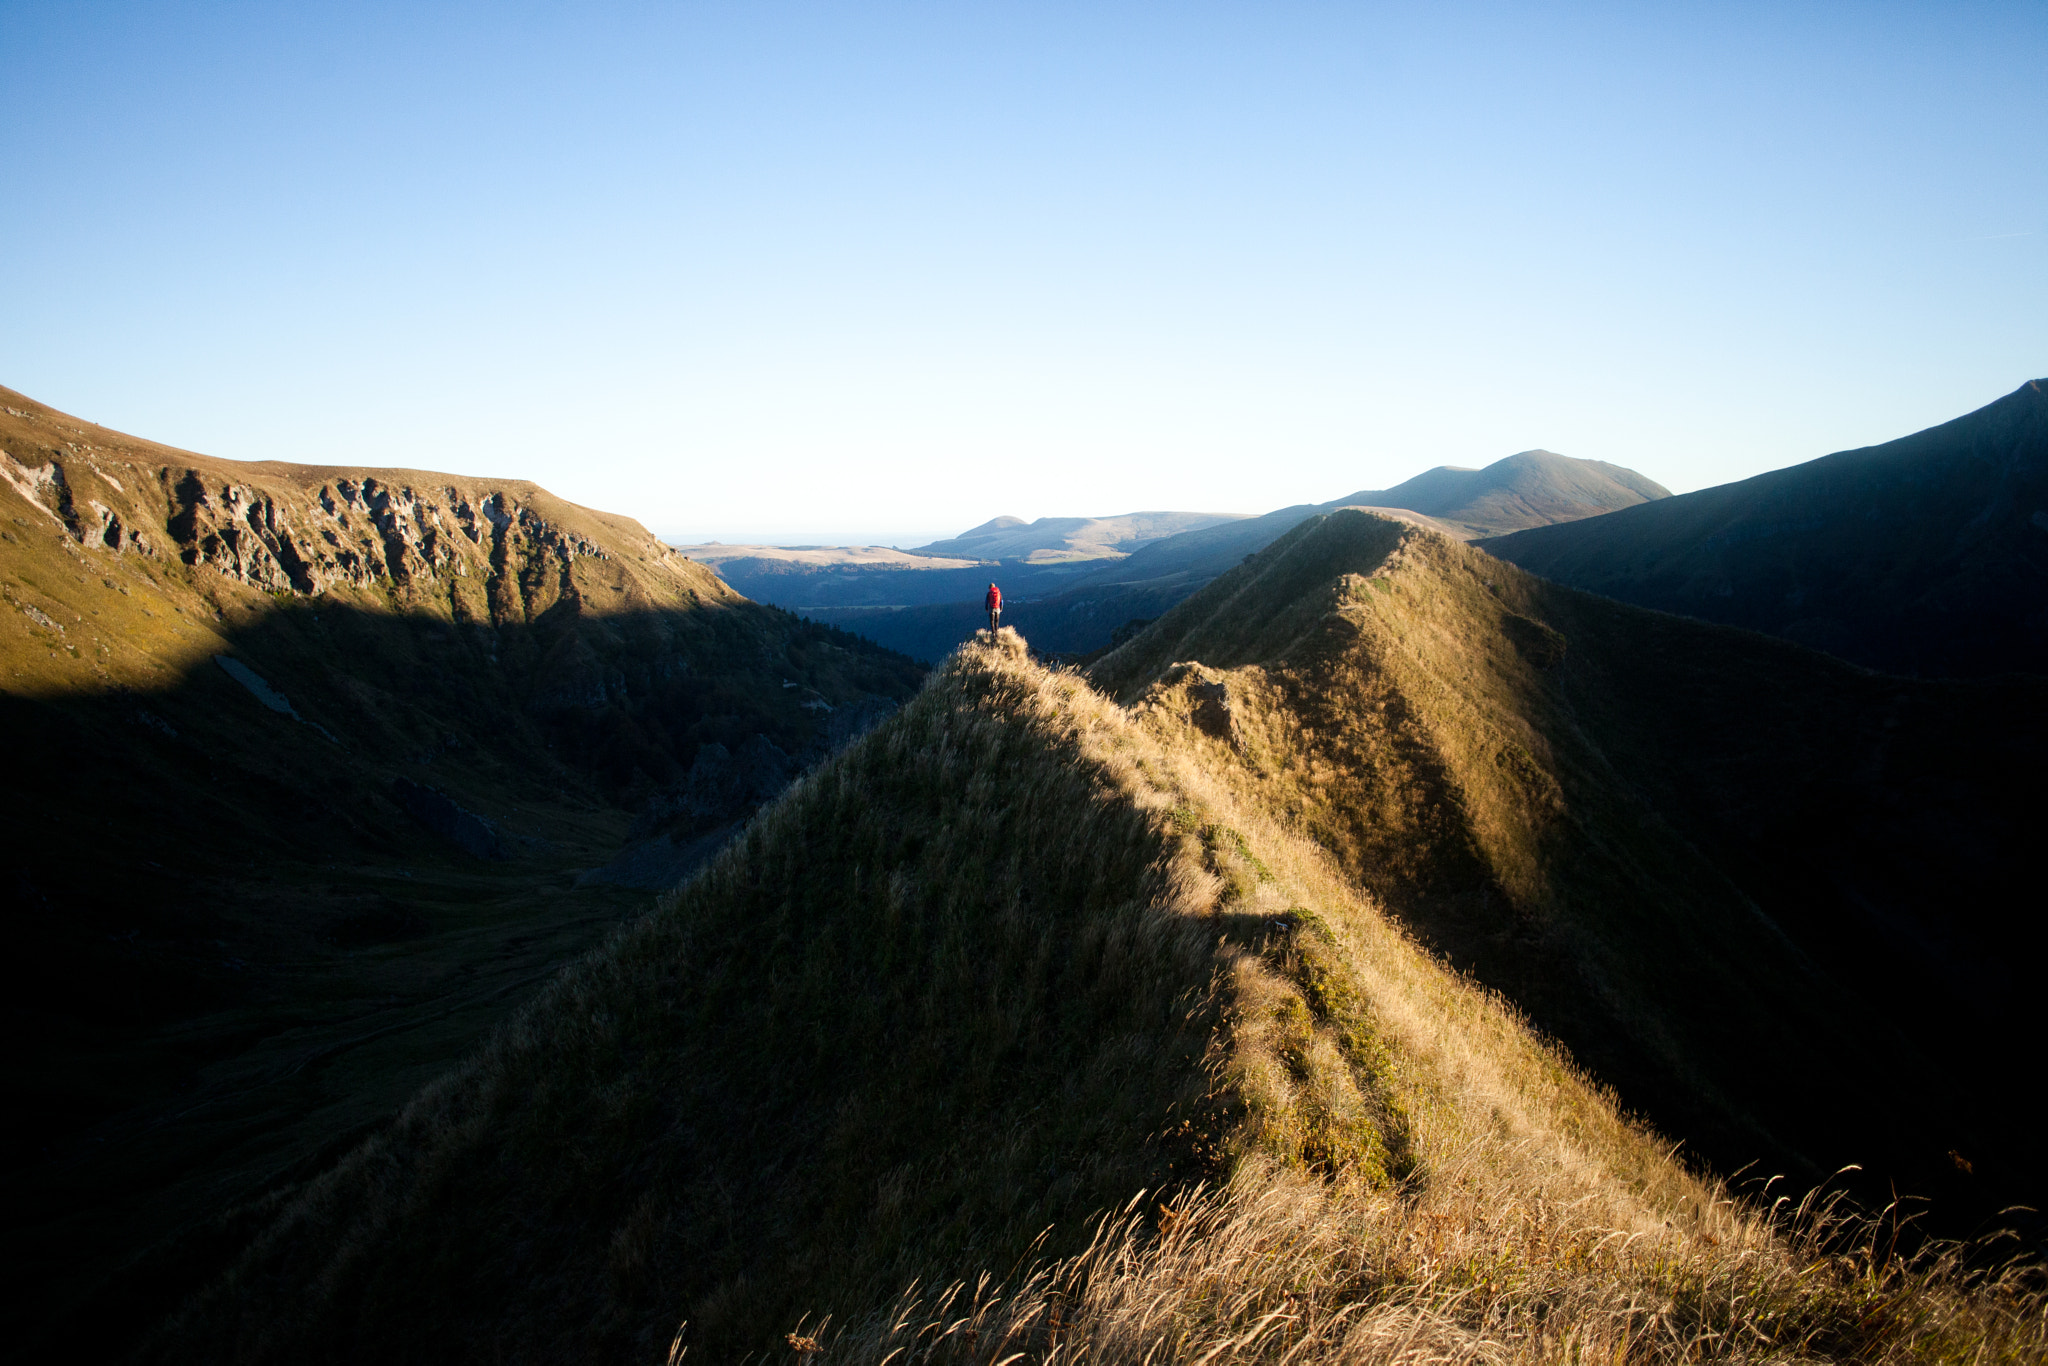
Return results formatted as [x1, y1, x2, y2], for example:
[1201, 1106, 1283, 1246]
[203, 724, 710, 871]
[0, 391, 674, 635]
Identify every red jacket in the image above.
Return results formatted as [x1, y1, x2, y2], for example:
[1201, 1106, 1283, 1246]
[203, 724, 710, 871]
[984, 584, 1002, 612]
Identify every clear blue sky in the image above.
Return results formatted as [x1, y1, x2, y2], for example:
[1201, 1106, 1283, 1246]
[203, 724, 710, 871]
[4, 2, 2043, 544]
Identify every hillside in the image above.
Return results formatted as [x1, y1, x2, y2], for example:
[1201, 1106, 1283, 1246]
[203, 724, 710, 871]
[0, 386, 924, 1356]
[141, 523, 2041, 1362]
[1479, 379, 2048, 677]
[1093, 510, 2043, 1234]
[793, 451, 1667, 661]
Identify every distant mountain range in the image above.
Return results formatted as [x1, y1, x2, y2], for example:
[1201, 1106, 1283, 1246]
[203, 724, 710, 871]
[1480, 379, 2048, 677]
[722, 450, 1671, 660]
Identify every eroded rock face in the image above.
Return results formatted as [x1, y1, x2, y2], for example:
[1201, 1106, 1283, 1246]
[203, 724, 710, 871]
[0, 424, 670, 643]
[162, 470, 610, 599]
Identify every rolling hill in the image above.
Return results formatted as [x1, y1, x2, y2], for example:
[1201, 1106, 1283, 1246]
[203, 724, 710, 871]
[137, 513, 2042, 1363]
[0, 385, 924, 1356]
[1479, 379, 2048, 677]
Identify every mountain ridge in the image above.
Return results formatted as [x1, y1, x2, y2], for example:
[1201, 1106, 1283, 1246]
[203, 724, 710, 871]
[1091, 508, 2042, 1230]
[1478, 379, 2048, 677]
[912, 509, 1248, 563]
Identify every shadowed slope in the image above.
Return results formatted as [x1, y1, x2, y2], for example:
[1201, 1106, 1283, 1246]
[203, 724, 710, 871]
[151, 641, 1251, 1362]
[1094, 509, 2045, 1235]
[154, 634, 1742, 1363]
[1479, 378, 2048, 677]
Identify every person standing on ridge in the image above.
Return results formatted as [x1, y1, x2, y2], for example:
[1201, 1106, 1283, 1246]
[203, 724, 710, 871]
[984, 581, 1002, 634]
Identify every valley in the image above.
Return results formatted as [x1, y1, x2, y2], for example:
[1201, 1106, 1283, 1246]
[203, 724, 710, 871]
[0, 387, 924, 1354]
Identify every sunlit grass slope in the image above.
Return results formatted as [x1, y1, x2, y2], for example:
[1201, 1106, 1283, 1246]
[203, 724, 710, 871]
[159, 630, 2042, 1363]
[1094, 508, 2045, 1236]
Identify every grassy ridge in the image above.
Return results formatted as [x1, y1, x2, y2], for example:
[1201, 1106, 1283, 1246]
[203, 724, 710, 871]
[156, 637, 1252, 1360]
[160, 631, 2045, 1362]
[1095, 508, 2045, 1235]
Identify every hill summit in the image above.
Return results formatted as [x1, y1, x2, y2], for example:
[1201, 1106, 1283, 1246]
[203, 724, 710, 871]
[1332, 449, 1672, 539]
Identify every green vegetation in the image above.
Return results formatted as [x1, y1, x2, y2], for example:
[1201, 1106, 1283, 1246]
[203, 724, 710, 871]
[10, 385, 2043, 1362]
[152, 634, 1390, 1359]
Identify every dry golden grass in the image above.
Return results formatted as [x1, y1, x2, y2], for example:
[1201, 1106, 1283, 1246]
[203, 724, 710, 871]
[1089, 509, 2044, 1236]
[801, 1168, 2046, 1365]
[150, 616, 2042, 1362]
[767, 637, 2045, 1365]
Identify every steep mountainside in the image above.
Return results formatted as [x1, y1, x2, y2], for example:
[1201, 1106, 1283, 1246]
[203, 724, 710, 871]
[0, 386, 923, 1356]
[1479, 379, 2048, 677]
[1094, 510, 2043, 1235]
[795, 452, 1667, 661]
